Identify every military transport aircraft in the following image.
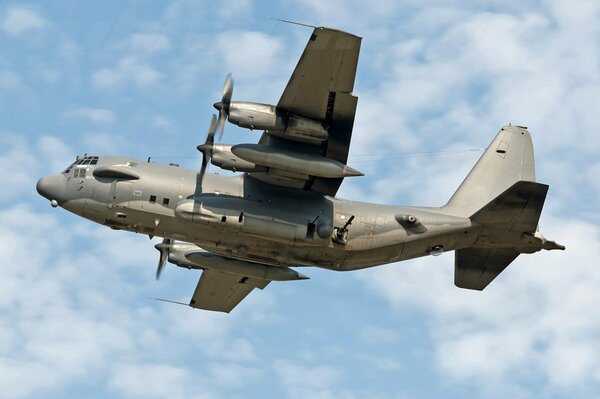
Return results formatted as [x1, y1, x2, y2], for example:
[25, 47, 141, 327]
[37, 26, 564, 313]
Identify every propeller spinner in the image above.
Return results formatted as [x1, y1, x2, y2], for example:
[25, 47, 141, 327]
[213, 73, 234, 140]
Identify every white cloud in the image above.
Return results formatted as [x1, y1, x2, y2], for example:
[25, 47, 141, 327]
[275, 360, 343, 399]
[92, 56, 163, 89]
[0, 204, 135, 398]
[0, 134, 71, 200]
[0, 197, 267, 398]
[1, 6, 46, 36]
[292, 0, 403, 30]
[207, 362, 262, 388]
[361, 218, 600, 395]
[4, 1, 600, 398]
[64, 106, 116, 124]
[217, 0, 253, 20]
[215, 31, 284, 81]
[0, 137, 29, 199]
[36, 135, 73, 171]
[1, 134, 278, 398]
[108, 363, 204, 399]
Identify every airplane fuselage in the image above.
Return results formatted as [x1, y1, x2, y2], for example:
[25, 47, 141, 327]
[41, 155, 481, 272]
[34, 24, 563, 312]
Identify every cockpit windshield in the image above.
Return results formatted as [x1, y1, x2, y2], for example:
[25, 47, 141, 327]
[62, 156, 99, 174]
[76, 156, 99, 165]
[62, 162, 75, 174]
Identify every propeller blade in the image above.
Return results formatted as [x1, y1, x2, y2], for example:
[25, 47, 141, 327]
[155, 238, 172, 280]
[222, 73, 233, 105]
[217, 109, 227, 141]
[207, 113, 217, 146]
[195, 114, 218, 193]
[196, 155, 209, 192]
[213, 74, 233, 141]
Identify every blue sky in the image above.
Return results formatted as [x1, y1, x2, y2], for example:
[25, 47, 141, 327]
[1, 1, 599, 398]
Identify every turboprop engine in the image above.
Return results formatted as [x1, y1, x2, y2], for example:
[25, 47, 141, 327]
[227, 102, 329, 142]
[212, 75, 328, 142]
[153, 239, 309, 281]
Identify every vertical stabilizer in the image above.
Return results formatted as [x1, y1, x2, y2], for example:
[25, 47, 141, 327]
[444, 125, 535, 217]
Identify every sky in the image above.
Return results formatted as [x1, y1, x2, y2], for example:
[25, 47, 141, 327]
[1, 0, 599, 398]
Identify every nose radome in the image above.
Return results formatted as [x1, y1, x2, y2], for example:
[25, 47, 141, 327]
[36, 174, 66, 203]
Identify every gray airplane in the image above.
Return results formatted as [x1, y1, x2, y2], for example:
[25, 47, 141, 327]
[37, 27, 564, 313]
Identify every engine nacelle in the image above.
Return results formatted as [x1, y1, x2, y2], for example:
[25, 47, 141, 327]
[228, 101, 329, 142]
[211, 144, 266, 173]
[228, 102, 286, 131]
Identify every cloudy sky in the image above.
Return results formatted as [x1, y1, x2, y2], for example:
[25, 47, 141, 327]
[1, 0, 599, 398]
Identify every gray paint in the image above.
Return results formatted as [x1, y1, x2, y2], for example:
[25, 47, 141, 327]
[36, 126, 561, 272]
[35, 26, 564, 312]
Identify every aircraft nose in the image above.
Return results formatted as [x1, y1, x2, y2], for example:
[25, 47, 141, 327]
[36, 174, 66, 206]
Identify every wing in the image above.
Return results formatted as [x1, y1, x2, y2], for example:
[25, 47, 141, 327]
[278, 27, 361, 121]
[189, 269, 269, 313]
[251, 27, 362, 196]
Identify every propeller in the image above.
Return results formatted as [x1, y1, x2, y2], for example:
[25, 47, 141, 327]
[154, 238, 172, 280]
[213, 73, 234, 140]
[196, 114, 218, 193]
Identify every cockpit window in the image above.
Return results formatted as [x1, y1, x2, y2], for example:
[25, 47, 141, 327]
[63, 162, 75, 174]
[63, 156, 98, 175]
[75, 156, 99, 165]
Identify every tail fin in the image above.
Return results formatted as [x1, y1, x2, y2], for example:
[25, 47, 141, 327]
[444, 125, 535, 217]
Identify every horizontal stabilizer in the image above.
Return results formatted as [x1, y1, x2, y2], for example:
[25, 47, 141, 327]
[455, 247, 520, 290]
[471, 180, 548, 232]
[455, 181, 560, 290]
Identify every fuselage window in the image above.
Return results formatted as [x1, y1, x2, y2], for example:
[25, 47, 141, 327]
[163, 198, 170, 206]
[150, 195, 156, 203]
